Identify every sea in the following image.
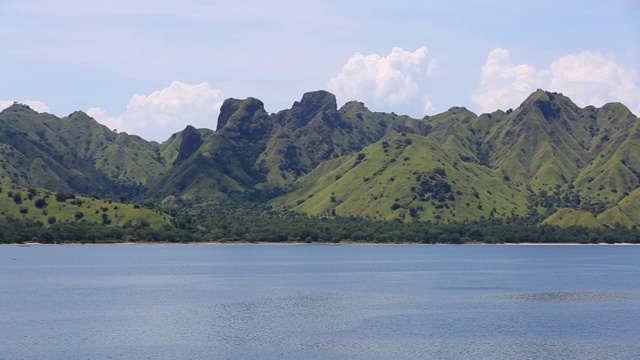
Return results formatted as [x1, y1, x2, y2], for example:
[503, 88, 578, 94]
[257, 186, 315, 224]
[1, 244, 639, 359]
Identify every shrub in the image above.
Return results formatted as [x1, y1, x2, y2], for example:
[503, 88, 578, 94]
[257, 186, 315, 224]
[55, 192, 75, 202]
[34, 198, 47, 209]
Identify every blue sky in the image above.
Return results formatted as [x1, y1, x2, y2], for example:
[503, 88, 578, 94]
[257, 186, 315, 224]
[1, 0, 639, 142]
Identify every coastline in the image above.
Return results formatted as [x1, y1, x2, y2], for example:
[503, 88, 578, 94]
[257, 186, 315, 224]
[2, 241, 638, 246]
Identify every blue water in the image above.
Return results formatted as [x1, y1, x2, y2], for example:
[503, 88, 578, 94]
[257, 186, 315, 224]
[1, 244, 639, 359]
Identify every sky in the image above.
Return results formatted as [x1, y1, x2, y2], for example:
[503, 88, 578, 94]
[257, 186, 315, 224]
[1, 0, 639, 142]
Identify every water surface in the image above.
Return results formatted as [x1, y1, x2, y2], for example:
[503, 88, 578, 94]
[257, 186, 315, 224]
[1, 244, 639, 359]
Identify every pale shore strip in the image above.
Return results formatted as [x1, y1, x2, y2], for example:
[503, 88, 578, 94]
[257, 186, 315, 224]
[2, 241, 639, 246]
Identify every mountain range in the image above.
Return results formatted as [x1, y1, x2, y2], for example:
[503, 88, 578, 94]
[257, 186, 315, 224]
[1, 89, 639, 229]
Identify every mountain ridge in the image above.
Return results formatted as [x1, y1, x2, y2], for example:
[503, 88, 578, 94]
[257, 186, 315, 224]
[1, 89, 639, 229]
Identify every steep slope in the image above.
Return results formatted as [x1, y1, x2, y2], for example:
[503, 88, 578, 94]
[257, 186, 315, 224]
[0, 104, 115, 194]
[159, 127, 214, 167]
[596, 188, 640, 228]
[53, 111, 168, 190]
[152, 90, 423, 199]
[273, 130, 529, 223]
[0, 104, 171, 198]
[542, 208, 602, 228]
[3, 89, 640, 228]
[150, 97, 273, 199]
[256, 91, 343, 187]
[256, 91, 402, 188]
[272, 90, 640, 224]
[486, 90, 592, 192]
[572, 103, 640, 204]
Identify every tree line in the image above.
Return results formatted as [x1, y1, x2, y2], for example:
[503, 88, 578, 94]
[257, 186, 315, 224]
[190, 202, 640, 244]
[0, 217, 198, 244]
[2, 199, 639, 245]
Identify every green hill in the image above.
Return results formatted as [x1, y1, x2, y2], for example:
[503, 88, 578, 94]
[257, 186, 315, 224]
[542, 208, 602, 228]
[596, 188, 640, 228]
[2, 89, 640, 230]
[0, 185, 170, 228]
[0, 104, 170, 197]
[270, 90, 640, 224]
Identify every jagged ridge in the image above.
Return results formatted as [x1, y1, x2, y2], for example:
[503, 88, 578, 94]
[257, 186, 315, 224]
[1, 89, 639, 228]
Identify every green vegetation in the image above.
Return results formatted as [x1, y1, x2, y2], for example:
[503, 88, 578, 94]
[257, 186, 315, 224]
[1, 89, 640, 243]
[187, 201, 640, 244]
[0, 185, 170, 228]
[0, 184, 182, 243]
[0, 218, 198, 244]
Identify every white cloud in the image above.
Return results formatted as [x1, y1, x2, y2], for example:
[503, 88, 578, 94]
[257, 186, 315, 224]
[328, 47, 436, 117]
[472, 48, 541, 113]
[0, 99, 51, 113]
[0, 101, 13, 111]
[87, 81, 225, 142]
[23, 100, 51, 113]
[473, 48, 640, 116]
[547, 51, 640, 114]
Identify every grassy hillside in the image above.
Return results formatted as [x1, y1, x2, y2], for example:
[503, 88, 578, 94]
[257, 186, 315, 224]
[3, 89, 640, 229]
[485, 90, 591, 192]
[542, 208, 602, 228]
[271, 90, 640, 225]
[0, 104, 170, 197]
[596, 188, 640, 228]
[0, 185, 171, 228]
[273, 131, 529, 223]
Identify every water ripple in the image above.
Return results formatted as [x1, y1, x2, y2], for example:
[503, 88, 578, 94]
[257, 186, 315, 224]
[489, 290, 640, 303]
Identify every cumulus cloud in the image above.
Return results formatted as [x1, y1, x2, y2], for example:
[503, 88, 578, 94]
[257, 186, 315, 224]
[327, 47, 436, 117]
[0, 99, 51, 113]
[472, 48, 542, 113]
[87, 81, 225, 142]
[547, 51, 640, 114]
[473, 48, 640, 116]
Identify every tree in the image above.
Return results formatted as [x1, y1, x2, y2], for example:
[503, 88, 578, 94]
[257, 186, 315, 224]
[35, 198, 47, 209]
[101, 213, 111, 225]
[55, 192, 75, 202]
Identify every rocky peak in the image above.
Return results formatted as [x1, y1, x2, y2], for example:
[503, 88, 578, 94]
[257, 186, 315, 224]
[339, 100, 368, 113]
[297, 90, 337, 115]
[216, 97, 266, 131]
[216, 98, 242, 131]
[275, 90, 338, 127]
[175, 125, 202, 163]
[215, 97, 271, 142]
[517, 90, 567, 120]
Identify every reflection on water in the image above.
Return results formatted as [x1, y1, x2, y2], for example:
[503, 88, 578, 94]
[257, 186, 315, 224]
[1, 244, 640, 359]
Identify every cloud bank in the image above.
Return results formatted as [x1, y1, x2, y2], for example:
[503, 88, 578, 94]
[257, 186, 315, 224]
[328, 47, 436, 117]
[473, 49, 640, 115]
[87, 81, 225, 142]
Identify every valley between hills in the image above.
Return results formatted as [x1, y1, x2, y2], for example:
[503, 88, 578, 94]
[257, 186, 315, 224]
[1, 89, 640, 244]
